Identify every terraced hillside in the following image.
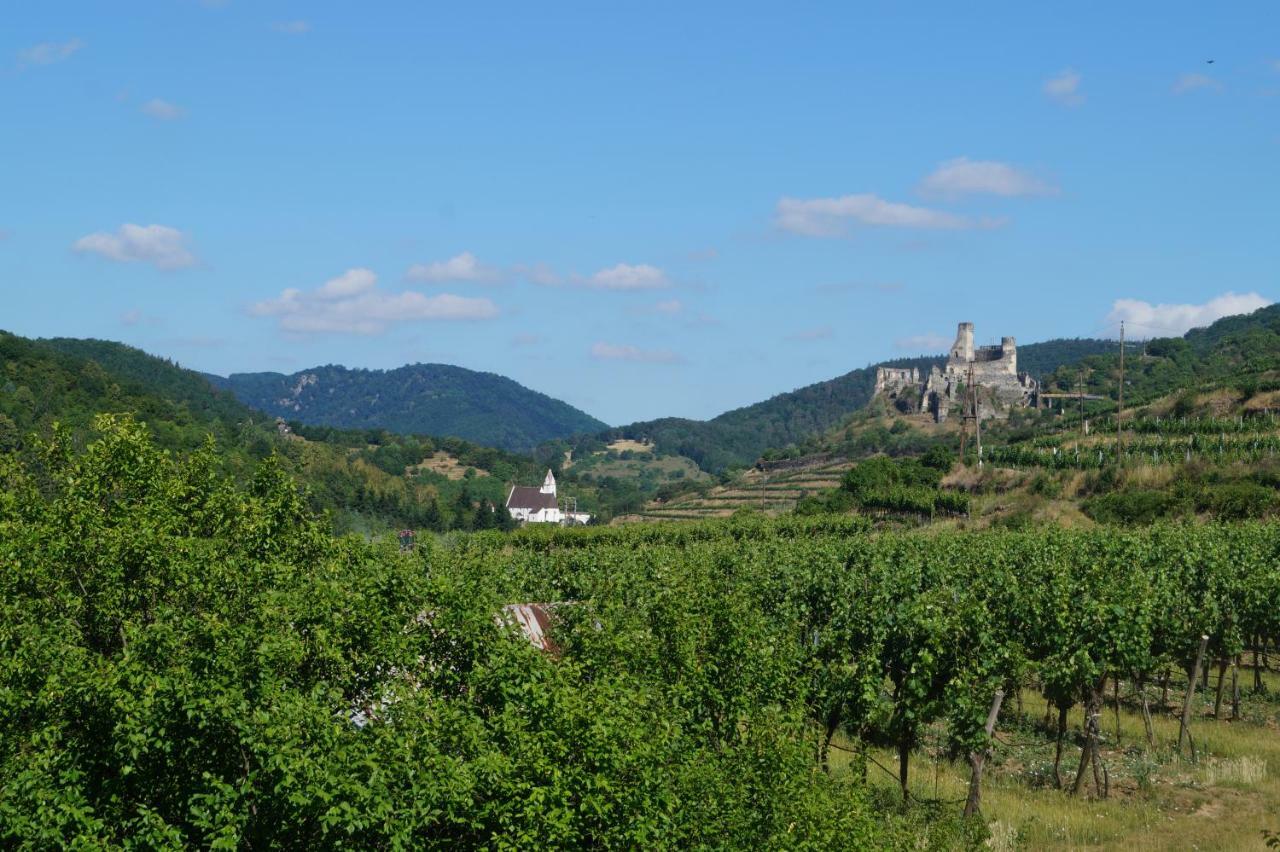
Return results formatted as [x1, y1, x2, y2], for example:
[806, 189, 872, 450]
[622, 457, 853, 522]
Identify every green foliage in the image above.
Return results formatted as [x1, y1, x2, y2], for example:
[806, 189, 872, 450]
[1082, 489, 1186, 525]
[1197, 482, 1276, 520]
[836, 456, 967, 518]
[1, 419, 980, 848]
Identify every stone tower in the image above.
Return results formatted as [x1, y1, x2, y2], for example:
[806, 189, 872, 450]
[950, 322, 975, 363]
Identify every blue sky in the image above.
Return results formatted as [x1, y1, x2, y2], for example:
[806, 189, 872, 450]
[3, 2, 1278, 425]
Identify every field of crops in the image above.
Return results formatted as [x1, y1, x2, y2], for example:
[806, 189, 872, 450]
[4, 418, 1280, 848]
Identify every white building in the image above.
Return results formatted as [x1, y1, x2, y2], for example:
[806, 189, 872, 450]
[505, 469, 591, 525]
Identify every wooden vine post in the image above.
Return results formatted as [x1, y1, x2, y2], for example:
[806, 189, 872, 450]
[964, 689, 1005, 817]
[1178, 635, 1210, 759]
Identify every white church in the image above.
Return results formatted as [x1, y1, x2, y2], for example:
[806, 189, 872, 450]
[505, 469, 591, 525]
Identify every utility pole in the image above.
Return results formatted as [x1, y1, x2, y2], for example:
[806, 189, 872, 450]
[1078, 370, 1086, 436]
[967, 364, 983, 469]
[1117, 321, 1125, 457]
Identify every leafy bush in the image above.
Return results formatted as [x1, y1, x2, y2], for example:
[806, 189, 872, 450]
[1199, 482, 1276, 520]
[1082, 489, 1186, 525]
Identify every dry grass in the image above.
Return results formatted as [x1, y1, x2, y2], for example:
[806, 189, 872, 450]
[605, 439, 654, 453]
[1118, 464, 1180, 490]
[407, 452, 488, 480]
[1243, 390, 1280, 412]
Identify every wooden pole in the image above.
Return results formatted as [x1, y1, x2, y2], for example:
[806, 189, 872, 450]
[1178, 635, 1209, 758]
[964, 689, 1005, 817]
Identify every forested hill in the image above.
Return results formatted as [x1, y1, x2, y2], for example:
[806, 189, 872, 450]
[210, 364, 608, 453]
[594, 337, 1116, 473]
[1040, 303, 1280, 403]
[0, 332, 551, 532]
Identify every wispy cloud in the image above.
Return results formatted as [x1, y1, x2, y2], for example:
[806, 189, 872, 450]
[785, 325, 833, 342]
[251, 268, 498, 334]
[776, 194, 991, 237]
[586, 263, 670, 290]
[272, 20, 310, 34]
[140, 99, 185, 120]
[895, 333, 952, 352]
[1172, 72, 1221, 95]
[524, 262, 671, 290]
[919, 157, 1057, 199]
[73, 224, 197, 270]
[406, 251, 503, 284]
[1043, 68, 1084, 106]
[511, 333, 542, 347]
[17, 38, 83, 69]
[1106, 291, 1270, 337]
[590, 342, 682, 363]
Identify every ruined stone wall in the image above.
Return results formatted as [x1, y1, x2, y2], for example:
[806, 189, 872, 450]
[871, 322, 1038, 423]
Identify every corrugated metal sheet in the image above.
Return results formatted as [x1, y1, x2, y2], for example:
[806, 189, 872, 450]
[498, 603, 562, 656]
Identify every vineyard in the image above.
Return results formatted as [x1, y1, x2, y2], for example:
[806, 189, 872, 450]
[3, 418, 1280, 848]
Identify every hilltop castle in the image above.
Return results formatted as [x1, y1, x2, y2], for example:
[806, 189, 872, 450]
[875, 322, 1039, 422]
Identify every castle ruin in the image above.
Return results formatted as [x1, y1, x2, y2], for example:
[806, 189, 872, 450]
[875, 322, 1039, 422]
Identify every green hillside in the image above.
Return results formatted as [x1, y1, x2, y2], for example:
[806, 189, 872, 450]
[588, 338, 1116, 474]
[211, 364, 608, 452]
[0, 332, 557, 533]
[676, 303, 1280, 531]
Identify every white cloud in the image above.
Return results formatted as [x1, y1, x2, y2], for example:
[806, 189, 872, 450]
[1106, 291, 1270, 337]
[919, 157, 1056, 199]
[786, 325, 833, 342]
[73, 224, 197, 270]
[590, 342, 681, 363]
[895, 333, 953, 351]
[1043, 68, 1084, 106]
[511, 333, 542, 346]
[654, 299, 683, 315]
[251, 268, 498, 334]
[140, 99, 185, 120]
[17, 38, 83, 68]
[1172, 73, 1221, 95]
[587, 263, 670, 290]
[273, 20, 310, 34]
[405, 251, 503, 284]
[315, 267, 377, 299]
[775, 194, 987, 237]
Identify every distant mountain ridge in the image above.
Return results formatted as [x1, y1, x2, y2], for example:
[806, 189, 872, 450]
[209, 363, 608, 452]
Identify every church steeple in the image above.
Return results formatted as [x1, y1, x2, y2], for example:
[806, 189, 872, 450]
[539, 468, 556, 495]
